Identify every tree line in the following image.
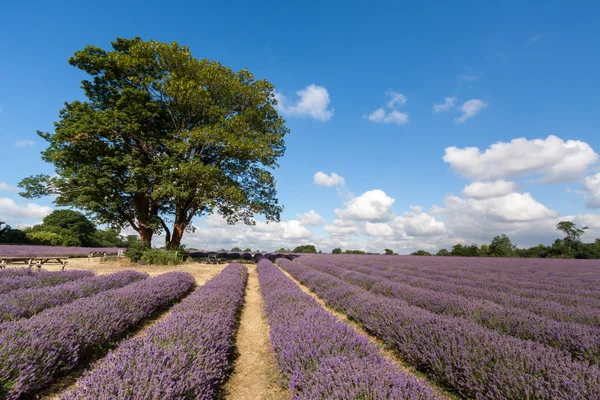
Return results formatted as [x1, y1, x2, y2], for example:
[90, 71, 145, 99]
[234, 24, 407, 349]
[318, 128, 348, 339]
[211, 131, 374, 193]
[411, 221, 600, 259]
[0, 210, 136, 248]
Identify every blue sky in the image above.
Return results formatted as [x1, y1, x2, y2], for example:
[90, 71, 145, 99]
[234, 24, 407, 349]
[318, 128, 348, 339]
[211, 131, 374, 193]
[1, 0, 600, 252]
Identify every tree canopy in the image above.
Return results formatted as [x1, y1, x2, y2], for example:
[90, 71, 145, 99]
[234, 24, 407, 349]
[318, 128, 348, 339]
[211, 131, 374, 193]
[19, 37, 289, 248]
[292, 244, 318, 253]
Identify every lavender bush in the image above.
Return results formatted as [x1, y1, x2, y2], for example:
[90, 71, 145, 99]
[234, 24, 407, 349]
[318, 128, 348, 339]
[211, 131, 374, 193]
[258, 259, 442, 399]
[278, 258, 600, 399]
[0, 269, 94, 294]
[0, 270, 148, 323]
[62, 264, 247, 399]
[299, 257, 600, 365]
[0, 271, 195, 399]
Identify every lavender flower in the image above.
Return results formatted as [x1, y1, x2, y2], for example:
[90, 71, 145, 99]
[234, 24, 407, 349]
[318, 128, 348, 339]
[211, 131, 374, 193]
[0, 271, 195, 399]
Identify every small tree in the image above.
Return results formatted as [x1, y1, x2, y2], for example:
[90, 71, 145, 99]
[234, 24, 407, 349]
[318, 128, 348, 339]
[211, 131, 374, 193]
[384, 248, 394, 255]
[556, 221, 587, 252]
[332, 247, 342, 254]
[436, 248, 450, 256]
[293, 245, 317, 253]
[231, 247, 242, 252]
[411, 250, 432, 256]
[243, 248, 252, 252]
[488, 234, 516, 257]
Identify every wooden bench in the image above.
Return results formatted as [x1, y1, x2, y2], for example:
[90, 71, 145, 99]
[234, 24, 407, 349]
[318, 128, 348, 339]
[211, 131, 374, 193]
[205, 254, 223, 264]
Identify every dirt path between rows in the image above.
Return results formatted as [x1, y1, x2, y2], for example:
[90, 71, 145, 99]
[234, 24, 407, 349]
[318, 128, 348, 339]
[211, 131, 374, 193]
[225, 265, 288, 400]
[40, 260, 228, 399]
[275, 263, 455, 400]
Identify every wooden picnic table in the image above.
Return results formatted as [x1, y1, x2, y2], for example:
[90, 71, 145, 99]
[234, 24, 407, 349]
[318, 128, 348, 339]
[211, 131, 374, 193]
[0, 256, 69, 271]
[205, 254, 223, 264]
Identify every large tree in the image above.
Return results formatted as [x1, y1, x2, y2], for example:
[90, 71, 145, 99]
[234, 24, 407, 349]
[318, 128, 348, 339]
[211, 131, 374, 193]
[19, 37, 289, 248]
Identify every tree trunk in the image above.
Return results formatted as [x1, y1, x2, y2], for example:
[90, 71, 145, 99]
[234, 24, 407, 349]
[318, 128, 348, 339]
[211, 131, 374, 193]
[139, 226, 153, 248]
[166, 222, 185, 250]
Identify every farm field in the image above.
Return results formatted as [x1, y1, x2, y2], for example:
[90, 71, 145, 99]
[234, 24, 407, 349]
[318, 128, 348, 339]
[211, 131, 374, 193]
[0, 254, 599, 399]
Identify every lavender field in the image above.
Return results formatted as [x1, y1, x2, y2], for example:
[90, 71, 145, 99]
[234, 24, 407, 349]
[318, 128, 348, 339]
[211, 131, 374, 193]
[0, 255, 598, 399]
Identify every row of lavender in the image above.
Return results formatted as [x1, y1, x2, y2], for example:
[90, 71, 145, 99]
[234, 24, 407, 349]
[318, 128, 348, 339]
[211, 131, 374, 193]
[0, 244, 123, 257]
[277, 258, 600, 399]
[0, 270, 148, 323]
[303, 255, 600, 327]
[349, 257, 600, 307]
[319, 255, 600, 307]
[258, 259, 442, 399]
[63, 264, 247, 399]
[338, 255, 600, 296]
[0, 271, 195, 399]
[297, 257, 600, 365]
[0, 269, 94, 294]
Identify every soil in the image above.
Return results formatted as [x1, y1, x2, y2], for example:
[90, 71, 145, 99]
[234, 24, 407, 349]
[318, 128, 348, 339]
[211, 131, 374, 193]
[224, 264, 289, 400]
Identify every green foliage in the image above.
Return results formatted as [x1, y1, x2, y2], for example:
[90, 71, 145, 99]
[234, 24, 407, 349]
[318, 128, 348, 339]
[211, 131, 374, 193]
[124, 238, 149, 262]
[140, 248, 186, 265]
[411, 250, 432, 256]
[231, 247, 242, 252]
[92, 228, 126, 247]
[25, 231, 67, 246]
[384, 248, 394, 255]
[19, 37, 289, 249]
[243, 248, 252, 252]
[293, 244, 317, 253]
[0, 222, 28, 244]
[331, 247, 342, 254]
[436, 248, 450, 256]
[344, 249, 366, 254]
[451, 244, 479, 257]
[274, 248, 291, 253]
[488, 234, 516, 257]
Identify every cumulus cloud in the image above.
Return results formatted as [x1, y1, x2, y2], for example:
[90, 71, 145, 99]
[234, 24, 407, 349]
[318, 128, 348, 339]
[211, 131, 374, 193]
[14, 140, 35, 147]
[364, 222, 394, 237]
[392, 206, 446, 237]
[297, 210, 326, 226]
[367, 108, 409, 125]
[274, 84, 334, 121]
[0, 182, 18, 192]
[444, 135, 598, 183]
[313, 171, 345, 187]
[433, 96, 456, 112]
[462, 180, 518, 199]
[324, 219, 360, 237]
[583, 173, 600, 208]
[386, 90, 407, 108]
[0, 198, 53, 220]
[367, 90, 409, 125]
[335, 189, 395, 222]
[455, 99, 487, 123]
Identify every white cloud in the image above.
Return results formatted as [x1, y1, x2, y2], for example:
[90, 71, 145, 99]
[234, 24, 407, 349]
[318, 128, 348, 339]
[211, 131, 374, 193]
[14, 140, 35, 147]
[386, 90, 407, 108]
[583, 173, 600, 208]
[324, 219, 360, 237]
[392, 206, 446, 237]
[297, 210, 325, 226]
[367, 90, 409, 125]
[364, 222, 394, 237]
[0, 197, 53, 220]
[455, 99, 487, 123]
[313, 171, 345, 187]
[335, 189, 395, 222]
[0, 182, 18, 192]
[367, 108, 409, 125]
[433, 96, 456, 112]
[274, 84, 334, 121]
[444, 135, 598, 183]
[435, 192, 556, 225]
[462, 180, 518, 199]
[459, 70, 483, 81]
